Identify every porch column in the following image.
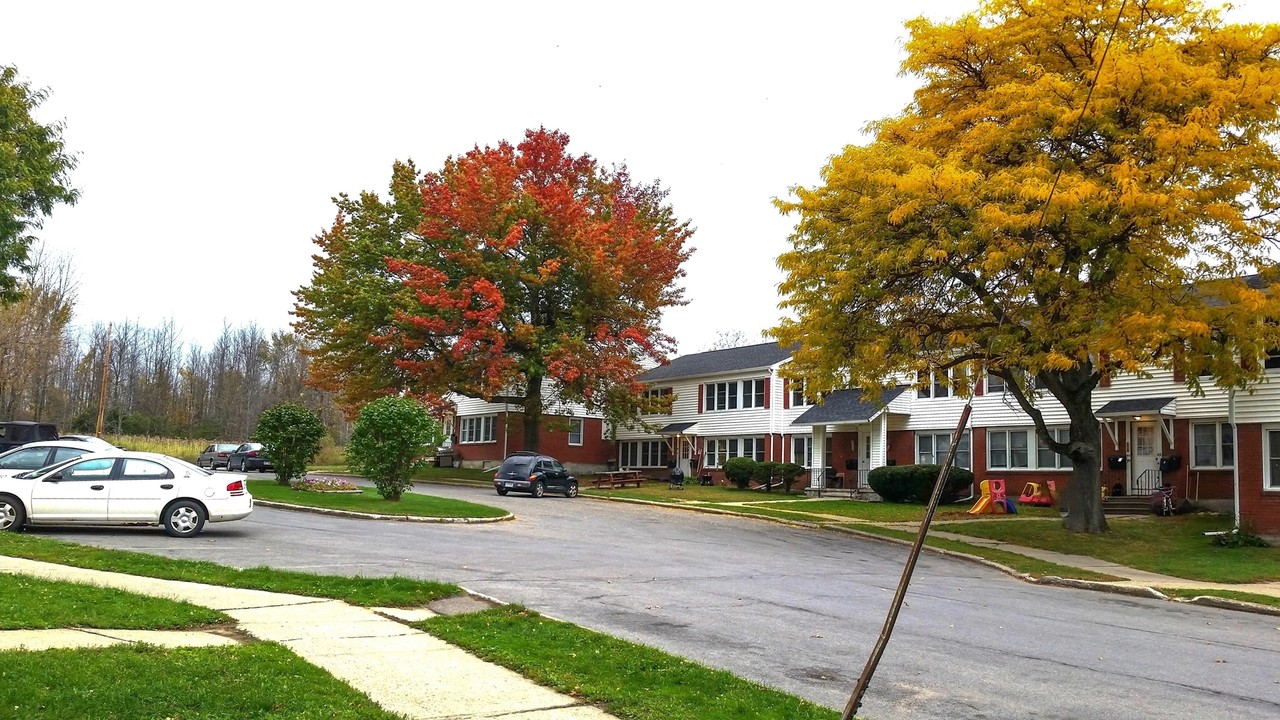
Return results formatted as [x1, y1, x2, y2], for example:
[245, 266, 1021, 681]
[810, 424, 828, 489]
[876, 414, 889, 468]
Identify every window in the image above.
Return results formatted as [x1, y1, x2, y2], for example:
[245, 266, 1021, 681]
[620, 440, 668, 468]
[567, 418, 583, 446]
[790, 379, 809, 407]
[917, 369, 951, 398]
[741, 379, 766, 409]
[917, 432, 971, 469]
[121, 459, 173, 479]
[62, 458, 115, 480]
[792, 435, 812, 467]
[0, 447, 52, 470]
[989, 427, 1073, 470]
[1192, 422, 1234, 468]
[1035, 428, 1073, 469]
[704, 382, 737, 411]
[705, 436, 766, 467]
[1265, 350, 1280, 370]
[986, 374, 1005, 394]
[459, 415, 495, 443]
[988, 429, 1030, 469]
[1266, 427, 1280, 490]
[643, 387, 673, 414]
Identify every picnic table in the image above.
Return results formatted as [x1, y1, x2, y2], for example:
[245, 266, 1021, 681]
[592, 470, 644, 489]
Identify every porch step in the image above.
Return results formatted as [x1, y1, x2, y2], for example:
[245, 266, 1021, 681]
[1102, 496, 1152, 515]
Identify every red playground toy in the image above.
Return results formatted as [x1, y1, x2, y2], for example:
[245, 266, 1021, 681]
[1018, 481, 1056, 507]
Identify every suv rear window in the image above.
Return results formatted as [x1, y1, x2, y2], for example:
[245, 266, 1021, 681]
[497, 455, 537, 475]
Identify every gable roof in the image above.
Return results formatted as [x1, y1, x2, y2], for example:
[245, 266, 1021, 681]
[639, 342, 796, 383]
[790, 386, 910, 426]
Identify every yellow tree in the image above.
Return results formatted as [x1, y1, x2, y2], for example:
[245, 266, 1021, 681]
[772, 0, 1280, 532]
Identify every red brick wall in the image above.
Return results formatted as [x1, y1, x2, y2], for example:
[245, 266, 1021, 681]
[1237, 424, 1280, 535]
[457, 413, 614, 467]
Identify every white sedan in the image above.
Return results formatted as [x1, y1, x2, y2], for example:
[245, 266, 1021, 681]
[0, 451, 253, 538]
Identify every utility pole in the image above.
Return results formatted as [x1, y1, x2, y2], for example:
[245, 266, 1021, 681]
[95, 322, 113, 436]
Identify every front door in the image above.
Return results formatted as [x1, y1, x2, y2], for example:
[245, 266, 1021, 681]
[1131, 422, 1161, 494]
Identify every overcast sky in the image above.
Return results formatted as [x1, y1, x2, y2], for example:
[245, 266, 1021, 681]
[8, 1, 1277, 356]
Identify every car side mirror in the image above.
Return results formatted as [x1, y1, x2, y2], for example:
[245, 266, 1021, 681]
[48, 472, 64, 481]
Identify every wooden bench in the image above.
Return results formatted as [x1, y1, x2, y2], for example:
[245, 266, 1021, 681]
[592, 471, 644, 489]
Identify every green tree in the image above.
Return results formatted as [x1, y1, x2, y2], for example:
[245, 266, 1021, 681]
[294, 128, 693, 449]
[254, 402, 326, 485]
[345, 396, 444, 501]
[772, 0, 1280, 533]
[0, 65, 78, 305]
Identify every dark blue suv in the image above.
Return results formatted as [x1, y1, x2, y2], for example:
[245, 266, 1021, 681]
[493, 452, 578, 498]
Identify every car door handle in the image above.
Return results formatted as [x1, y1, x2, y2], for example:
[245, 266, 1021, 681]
[91, 485, 105, 491]
[160, 484, 174, 490]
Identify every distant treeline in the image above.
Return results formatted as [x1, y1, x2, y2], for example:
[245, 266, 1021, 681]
[1, 250, 346, 442]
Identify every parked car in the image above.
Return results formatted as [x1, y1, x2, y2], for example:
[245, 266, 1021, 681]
[0, 450, 253, 538]
[0, 421, 59, 453]
[493, 451, 578, 497]
[58, 435, 119, 450]
[227, 443, 273, 473]
[0, 440, 105, 478]
[196, 442, 241, 469]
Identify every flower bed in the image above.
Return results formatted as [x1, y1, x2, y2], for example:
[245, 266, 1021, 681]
[290, 476, 362, 494]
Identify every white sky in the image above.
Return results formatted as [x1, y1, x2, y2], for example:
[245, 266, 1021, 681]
[7, 1, 1278, 356]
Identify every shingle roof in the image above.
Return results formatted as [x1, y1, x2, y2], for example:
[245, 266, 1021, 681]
[1094, 397, 1177, 417]
[790, 386, 909, 426]
[656, 421, 698, 434]
[639, 342, 796, 383]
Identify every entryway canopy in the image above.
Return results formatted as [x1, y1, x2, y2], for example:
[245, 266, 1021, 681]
[1094, 396, 1177, 449]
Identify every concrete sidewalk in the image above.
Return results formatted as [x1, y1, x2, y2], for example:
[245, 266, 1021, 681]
[0, 555, 616, 720]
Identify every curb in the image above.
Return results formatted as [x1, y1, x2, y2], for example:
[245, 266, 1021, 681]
[253, 499, 513, 524]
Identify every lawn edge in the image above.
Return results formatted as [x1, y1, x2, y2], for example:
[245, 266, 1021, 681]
[253, 499, 513, 524]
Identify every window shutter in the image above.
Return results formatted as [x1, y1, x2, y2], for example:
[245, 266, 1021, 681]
[697, 384, 704, 414]
[764, 378, 771, 408]
[975, 377, 984, 397]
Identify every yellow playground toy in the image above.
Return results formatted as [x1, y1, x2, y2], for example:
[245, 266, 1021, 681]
[968, 478, 1017, 514]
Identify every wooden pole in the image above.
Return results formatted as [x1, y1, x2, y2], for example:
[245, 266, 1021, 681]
[95, 322, 113, 436]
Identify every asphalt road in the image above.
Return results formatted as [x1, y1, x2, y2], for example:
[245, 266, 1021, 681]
[30, 482, 1280, 720]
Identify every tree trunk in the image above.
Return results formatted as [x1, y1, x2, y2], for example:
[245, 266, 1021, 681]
[1060, 390, 1109, 533]
[522, 374, 543, 452]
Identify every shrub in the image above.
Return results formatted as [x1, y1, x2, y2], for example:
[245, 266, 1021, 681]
[778, 462, 805, 494]
[867, 464, 974, 504]
[345, 397, 444, 501]
[255, 403, 327, 485]
[753, 461, 779, 491]
[722, 457, 758, 490]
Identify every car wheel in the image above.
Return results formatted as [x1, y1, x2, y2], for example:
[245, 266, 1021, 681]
[565, 481, 578, 498]
[532, 480, 545, 498]
[0, 494, 26, 532]
[163, 499, 207, 538]
[496, 487, 509, 496]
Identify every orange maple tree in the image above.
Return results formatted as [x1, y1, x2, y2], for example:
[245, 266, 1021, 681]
[295, 129, 692, 449]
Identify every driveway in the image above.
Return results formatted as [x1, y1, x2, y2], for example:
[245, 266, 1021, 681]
[28, 483, 1280, 720]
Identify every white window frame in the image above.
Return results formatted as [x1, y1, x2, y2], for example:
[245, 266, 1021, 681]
[620, 440, 668, 469]
[916, 431, 971, 469]
[986, 374, 1005, 394]
[917, 369, 952, 398]
[459, 415, 495, 443]
[643, 387, 673, 415]
[1265, 425, 1280, 491]
[705, 436, 766, 467]
[1035, 428, 1073, 469]
[567, 418, 584, 446]
[704, 382, 738, 412]
[790, 379, 809, 407]
[988, 427, 1073, 470]
[1191, 421, 1234, 469]
[741, 378, 766, 409]
[792, 435, 812, 468]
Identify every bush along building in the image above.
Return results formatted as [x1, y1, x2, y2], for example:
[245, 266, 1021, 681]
[619, 341, 1280, 536]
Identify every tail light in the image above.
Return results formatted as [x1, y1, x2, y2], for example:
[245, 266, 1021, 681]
[217, 451, 228, 458]
[247, 450, 259, 457]
[227, 480, 245, 496]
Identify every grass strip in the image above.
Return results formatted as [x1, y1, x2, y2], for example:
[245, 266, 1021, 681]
[0, 574, 227, 630]
[933, 514, 1280, 583]
[0, 533, 462, 607]
[421, 605, 838, 720]
[1156, 587, 1280, 609]
[0, 642, 405, 719]
[847, 524, 1124, 582]
[248, 480, 509, 519]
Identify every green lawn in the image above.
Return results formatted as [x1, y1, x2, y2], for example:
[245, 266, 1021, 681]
[248, 480, 509, 519]
[934, 514, 1280, 583]
[0, 643, 406, 720]
[0, 574, 228, 630]
[0, 533, 462, 607]
[421, 606, 839, 720]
